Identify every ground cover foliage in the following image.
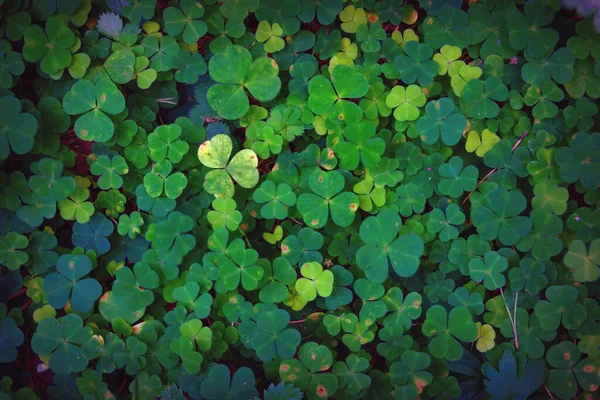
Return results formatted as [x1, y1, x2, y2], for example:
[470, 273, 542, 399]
[0, 0, 599, 399]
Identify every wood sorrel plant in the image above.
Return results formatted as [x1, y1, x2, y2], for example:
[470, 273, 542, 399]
[0, 0, 599, 399]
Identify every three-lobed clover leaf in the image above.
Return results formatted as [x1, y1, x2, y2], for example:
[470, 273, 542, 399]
[564, 239, 600, 283]
[201, 364, 258, 400]
[416, 97, 467, 145]
[422, 305, 478, 361]
[333, 120, 385, 170]
[163, 0, 207, 44]
[356, 210, 424, 283]
[256, 21, 285, 53]
[90, 155, 129, 190]
[172, 282, 213, 318]
[23, 17, 74, 76]
[250, 309, 301, 361]
[427, 204, 465, 242]
[143, 160, 188, 200]
[62, 78, 125, 142]
[198, 134, 259, 198]
[0, 232, 29, 270]
[0, 316, 24, 363]
[31, 314, 93, 376]
[259, 257, 297, 304]
[468, 251, 508, 290]
[534, 285, 587, 331]
[279, 341, 338, 399]
[465, 129, 501, 157]
[253, 181, 297, 220]
[298, 0, 343, 25]
[147, 124, 190, 163]
[296, 170, 359, 229]
[523, 81, 565, 120]
[462, 77, 509, 119]
[72, 213, 114, 255]
[394, 41, 439, 86]
[207, 198, 243, 231]
[142, 35, 180, 72]
[437, 156, 478, 198]
[386, 85, 426, 122]
[555, 132, 600, 190]
[208, 45, 281, 119]
[295, 262, 334, 302]
[546, 341, 600, 399]
[333, 354, 371, 395]
[471, 188, 532, 246]
[45, 254, 102, 313]
[0, 95, 38, 161]
[308, 64, 369, 123]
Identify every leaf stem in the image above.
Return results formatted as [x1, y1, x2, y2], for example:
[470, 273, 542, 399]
[543, 384, 554, 398]
[499, 287, 519, 349]
[513, 291, 519, 348]
[289, 319, 305, 324]
[461, 131, 529, 206]
[156, 97, 178, 105]
[8, 288, 26, 300]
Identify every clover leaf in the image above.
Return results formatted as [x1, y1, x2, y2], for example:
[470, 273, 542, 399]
[198, 134, 259, 198]
[208, 45, 281, 119]
[394, 41, 439, 86]
[72, 213, 114, 255]
[0, 316, 24, 363]
[416, 97, 467, 145]
[534, 285, 587, 331]
[546, 341, 600, 399]
[250, 309, 301, 361]
[427, 204, 465, 242]
[253, 181, 297, 220]
[564, 239, 600, 283]
[462, 77, 509, 119]
[62, 78, 125, 142]
[0, 95, 38, 161]
[44, 254, 101, 313]
[279, 342, 338, 399]
[90, 155, 129, 190]
[0, 232, 29, 271]
[32, 314, 92, 375]
[471, 188, 532, 246]
[555, 132, 600, 190]
[437, 156, 478, 198]
[356, 210, 424, 283]
[147, 124, 190, 163]
[23, 17, 74, 75]
[296, 262, 334, 302]
[308, 64, 369, 123]
[256, 21, 285, 53]
[386, 85, 426, 122]
[201, 364, 258, 400]
[333, 120, 385, 170]
[297, 170, 358, 229]
[163, 0, 207, 44]
[422, 305, 478, 361]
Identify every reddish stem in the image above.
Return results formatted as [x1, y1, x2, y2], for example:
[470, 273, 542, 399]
[20, 299, 32, 311]
[8, 288, 26, 300]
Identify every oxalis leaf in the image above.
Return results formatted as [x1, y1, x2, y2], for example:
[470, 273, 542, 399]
[198, 134, 259, 198]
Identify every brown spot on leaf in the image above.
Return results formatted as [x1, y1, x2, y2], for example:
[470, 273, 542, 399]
[316, 385, 328, 397]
